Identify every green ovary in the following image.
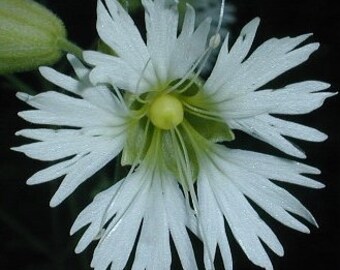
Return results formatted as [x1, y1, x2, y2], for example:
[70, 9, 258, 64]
[149, 94, 184, 130]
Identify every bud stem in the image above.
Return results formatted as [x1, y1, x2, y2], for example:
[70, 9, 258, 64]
[57, 39, 83, 60]
[3, 75, 36, 95]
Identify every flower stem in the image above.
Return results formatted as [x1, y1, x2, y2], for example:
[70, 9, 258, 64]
[58, 38, 83, 60]
[2, 74, 36, 95]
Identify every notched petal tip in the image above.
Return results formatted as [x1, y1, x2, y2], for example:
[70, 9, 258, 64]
[74, 245, 85, 254]
[16, 92, 32, 102]
[38, 66, 52, 78]
[295, 150, 307, 160]
[10, 146, 20, 152]
[315, 182, 325, 189]
[69, 223, 83, 237]
[328, 91, 338, 97]
[26, 173, 49, 186]
[245, 17, 261, 32]
[253, 16, 261, 24]
[49, 195, 63, 208]
[313, 42, 320, 50]
[318, 132, 328, 142]
[14, 130, 24, 137]
[17, 111, 27, 119]
[301, 226, 311, 234]
[275, 245, 285, 257]
[66, 53, 77, 62]
[82, 51, 94, 63]
[26, 178, 36, 186]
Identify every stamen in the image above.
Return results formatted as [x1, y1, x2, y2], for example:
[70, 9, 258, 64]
[215, 0, 226, 37]
[135, 95, 148, 104]
[166, 46, 211, 94]
[182, 103, 225, 123]
[174, 127, 198, 211]
[97, 129, 163, 249]
[209, 33, 221, 49]
[166, 0, 226, 95]
[112, 84, 128, 111]
[136, 59, 152, 93]
[174, 125, 216, 270]
[98, 118, 152, 237]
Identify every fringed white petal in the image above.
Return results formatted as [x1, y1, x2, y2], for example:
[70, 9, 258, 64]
[89, 1, 211, 90]
[70, 183, 122, 253]
[204, 18, 260, 96]
[198, 169, 233, 270]
[132, 172, 171, 270]
[71, 169, 147, 253]
[197, 145, 323, 269]
[14, 84, 128, 206]
[39, 66, 80, 93]
[228, 114, 327, 158]
[168, 5, 211, 79]
[134, 168, 198, 270]
[142, 0, 179, 82]
[219, 81, 333, 119]
[40, 62, 121, 113]
[67, 54, 89, 79]
[223, 81, 333, 158]
[49, 141, 124, 207]
[16, 91, 124, 128]
[97, 0, 150, 73]
[202, 17, 335, 157]
[14, 132, 124, 206]
[12, 136, 112, 161]
[261, 81, 334, 115]
[88, 168, 151, 270]
[80, 85, 123, 115]
[72, 166, 197, 270]
[223, 148, 323, 188]
[163, 172, 198, 270]
[86, 51, 154, 93]
[26, 155, 82, 185]
[212, 175, 281, 270]
[205, 19, 318, 100]
[211, 149, 319, 231]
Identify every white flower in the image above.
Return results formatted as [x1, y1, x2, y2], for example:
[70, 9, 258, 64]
[13, 0, 335, 270]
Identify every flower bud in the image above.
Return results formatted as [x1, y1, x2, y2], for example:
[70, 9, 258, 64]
[0, 0, 67, 74]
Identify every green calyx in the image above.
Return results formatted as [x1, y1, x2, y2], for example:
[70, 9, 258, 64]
[0, 0, 81, 74]
[121, 79, 234, 188]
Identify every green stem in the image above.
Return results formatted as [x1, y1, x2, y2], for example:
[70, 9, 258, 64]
[3, 74, 36, 95]
[58, 38, 83, 60]
[0, 207, 52, 259]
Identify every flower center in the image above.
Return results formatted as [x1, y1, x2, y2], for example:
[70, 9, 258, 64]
[149, 94, 184, 130]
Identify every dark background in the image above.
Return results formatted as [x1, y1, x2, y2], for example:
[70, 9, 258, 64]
[0, 0, 339, 269]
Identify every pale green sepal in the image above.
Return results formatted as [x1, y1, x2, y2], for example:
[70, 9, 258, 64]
[121, 119, 152, 166]
[0, 0, 67, 74]
[162, 128, 199, 187]
[186, 113, 235, 143]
